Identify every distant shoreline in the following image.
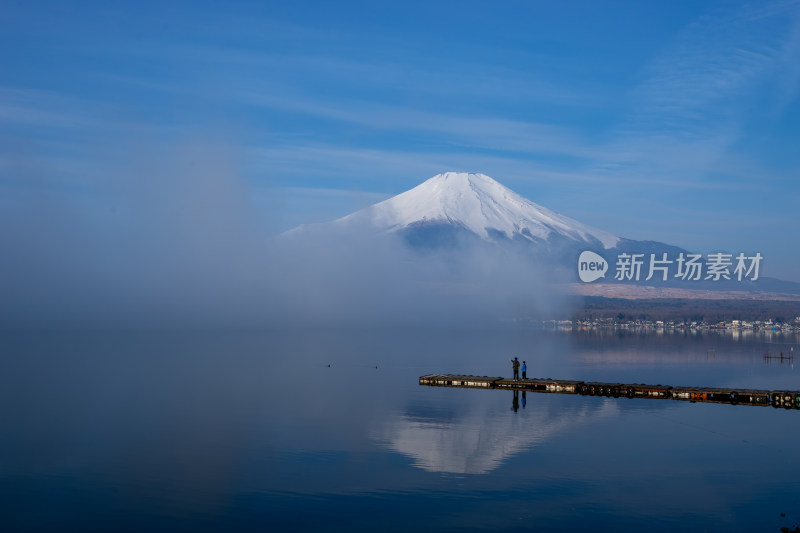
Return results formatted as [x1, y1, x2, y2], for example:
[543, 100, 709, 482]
[559, 292, 800, 325]
[564, 282, 800, 302]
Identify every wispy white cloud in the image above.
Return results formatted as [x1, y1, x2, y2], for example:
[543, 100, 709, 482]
[243, 91, 599, 161]
[3, 1, 798, 272]
[236, 1, 800, 198]
[597, 0, 800, 179]
[0, 87, 98, 129]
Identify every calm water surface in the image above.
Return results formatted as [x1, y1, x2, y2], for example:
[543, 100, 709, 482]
[1, 328, 799, 532]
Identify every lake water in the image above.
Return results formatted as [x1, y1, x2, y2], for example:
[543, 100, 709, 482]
[1, 327, 799, 532]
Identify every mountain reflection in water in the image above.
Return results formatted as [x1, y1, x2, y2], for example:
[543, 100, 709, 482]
[1, 328, 799, 532]
[380, 392, 614, 474]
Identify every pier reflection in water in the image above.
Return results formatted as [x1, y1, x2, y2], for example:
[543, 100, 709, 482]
[2, 328, 799, 531]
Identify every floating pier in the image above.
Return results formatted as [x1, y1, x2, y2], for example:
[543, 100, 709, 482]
[419, 374, 800, 409]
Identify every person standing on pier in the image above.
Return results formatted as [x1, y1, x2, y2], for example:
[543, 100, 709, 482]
[521, 360, 527, 380]
[511, 357, 520, 380]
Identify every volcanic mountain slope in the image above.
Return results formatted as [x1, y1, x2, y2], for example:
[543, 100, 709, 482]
[292, 172, 619, 253]
[285, 172, 799, 294]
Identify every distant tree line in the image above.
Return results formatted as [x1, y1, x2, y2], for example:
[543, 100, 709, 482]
[571, 297, 800, 323]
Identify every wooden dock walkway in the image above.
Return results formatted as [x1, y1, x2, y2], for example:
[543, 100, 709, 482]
[419, 374, 800, 409]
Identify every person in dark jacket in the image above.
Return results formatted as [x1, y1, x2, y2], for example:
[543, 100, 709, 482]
[511, 357, 520, 380]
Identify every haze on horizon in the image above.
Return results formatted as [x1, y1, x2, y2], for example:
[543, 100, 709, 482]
[1, 146, 567, 328]
[1, 1, 799, 328]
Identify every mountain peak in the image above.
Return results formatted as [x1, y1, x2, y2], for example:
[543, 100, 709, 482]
[425, 171, 498, 186]
[416, 171, 508, 194]
[334, 172, 619, 249]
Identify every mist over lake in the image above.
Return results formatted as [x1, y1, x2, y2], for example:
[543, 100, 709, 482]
[4, 1, 800, 531]
[2, 327, 798, 532]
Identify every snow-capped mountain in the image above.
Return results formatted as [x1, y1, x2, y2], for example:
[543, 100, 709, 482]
[284, 171, 800, 294]
[293, 172, 619, 250]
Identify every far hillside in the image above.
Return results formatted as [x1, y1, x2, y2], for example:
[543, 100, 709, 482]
[571, 296, 800, 323]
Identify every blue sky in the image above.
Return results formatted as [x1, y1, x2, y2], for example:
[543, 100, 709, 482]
[2, 1, 800, 281]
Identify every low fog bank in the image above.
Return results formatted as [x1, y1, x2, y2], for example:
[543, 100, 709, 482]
[0, 146, 568, 330]
[273, 226, 567, 327]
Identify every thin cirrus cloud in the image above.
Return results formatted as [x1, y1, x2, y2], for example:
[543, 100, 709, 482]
[243, 91, 599, 161]
[1, 1, 799, 284]
[236, 2, 800, 201]
[597, 1, 800, 180]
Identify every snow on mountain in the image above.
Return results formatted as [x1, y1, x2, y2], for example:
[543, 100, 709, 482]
[281, 172, 800, 296]
[327, 172, 619, 249]
[378, 400, 607, 474]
